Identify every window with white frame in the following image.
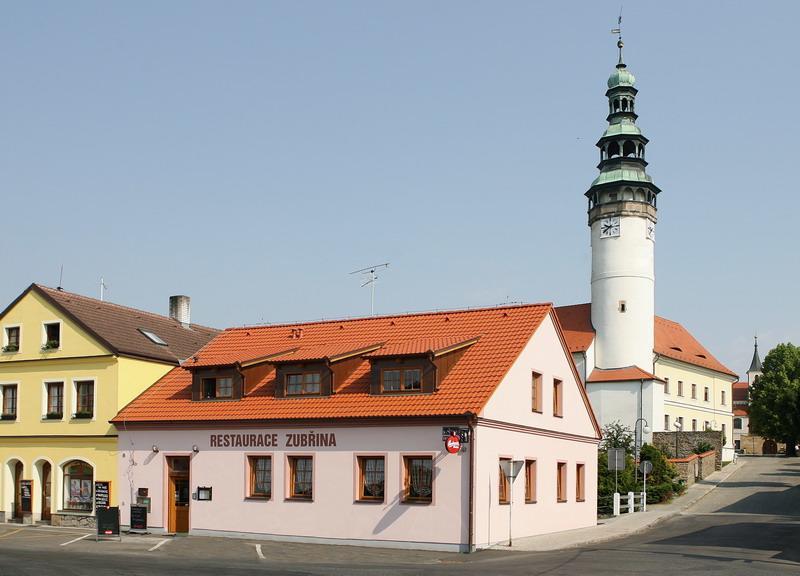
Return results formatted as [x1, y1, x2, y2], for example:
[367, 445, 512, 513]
[42, 322, 61, 350]
[73, 380, 94, 418]
[45, 382, 64, 418]
[2, 326, 20, 352]
[1, 384, 18, 420]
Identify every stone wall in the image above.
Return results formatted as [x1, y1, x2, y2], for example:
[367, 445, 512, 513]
[667, 450, 716, 486]
[652, 431, 723, 470]
[737, 434, 786, 455]
[51, 513, 95, 529]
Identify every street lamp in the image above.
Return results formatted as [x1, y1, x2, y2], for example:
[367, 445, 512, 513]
[634, 418, 651, 483]
[673, 420, 683, 458]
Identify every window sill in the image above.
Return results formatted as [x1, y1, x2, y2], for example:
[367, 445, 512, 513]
[401, 499, 432, 505]
[72, 414, 94, 420]
[57, 509, 93, 516]
[532, 409, 542, 414]
[244, 496, 271, 501]
[577, 498, 586, 502]
[554, 414, 563, 418]
[525, 500, 537, 504]
[285, 496, 313, 502]
[0, 414, 17, 421]
[355, 498, 385, 504]
[498, 501, 510, 506]
[42, 415, 64, 421]
[557, 499, 568, 503]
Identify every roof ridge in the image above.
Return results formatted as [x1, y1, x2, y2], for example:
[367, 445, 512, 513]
[222, 302, 553, 332]
[36, 284, 218, 333]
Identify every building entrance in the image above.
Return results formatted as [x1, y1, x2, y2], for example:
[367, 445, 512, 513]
[41, 462, 52, 522]
[13, 461, 23, 520]
[167, 457, 190, 533]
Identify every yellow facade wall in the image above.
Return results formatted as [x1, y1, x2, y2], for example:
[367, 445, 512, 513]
[655, 357, 735, 449]
[0, 290, 108, 363]
[1, 436, 118, 521]
[116, 356, 173, 411]
[0, 288, 180, 521]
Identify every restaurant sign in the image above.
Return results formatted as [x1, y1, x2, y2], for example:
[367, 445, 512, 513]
[210, 432, 337, 449]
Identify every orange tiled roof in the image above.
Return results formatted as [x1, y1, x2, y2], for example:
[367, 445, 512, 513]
[114, 304, 552, 423]
[587, 366, 662, 383]
[363, 336, 479, 358]
[733, 408, 748, 417]
[553, 304, 737, 378]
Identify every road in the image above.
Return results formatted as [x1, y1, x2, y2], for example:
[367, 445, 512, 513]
[0, 456, 797, 575]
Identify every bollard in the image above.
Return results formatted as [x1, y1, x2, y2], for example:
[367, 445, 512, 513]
[640, 491, 646, 512]
[613, 492, 620, 516]
[627, 491, 634, 514]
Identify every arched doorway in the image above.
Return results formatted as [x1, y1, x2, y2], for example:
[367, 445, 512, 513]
[13, 461, 23, 520]
[41, 462, 52, 522]
[762, 439, 778, 455]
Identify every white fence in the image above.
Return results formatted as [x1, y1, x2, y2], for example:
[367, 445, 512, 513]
[613, 491, 646, 515]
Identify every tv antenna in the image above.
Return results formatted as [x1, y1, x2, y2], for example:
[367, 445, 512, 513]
[100, 277, 108, 301]
[350, 262, 389, 316]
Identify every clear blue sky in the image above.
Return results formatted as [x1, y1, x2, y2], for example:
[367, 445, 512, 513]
[2, 1, 797, 375]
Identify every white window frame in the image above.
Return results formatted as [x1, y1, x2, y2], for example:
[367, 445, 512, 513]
[71, 378, 97, 421]
[2, 324, 22, 353]
[42, 380, 66, 420]
[0, 381, 20, 421]
[41, 320, 63, 351]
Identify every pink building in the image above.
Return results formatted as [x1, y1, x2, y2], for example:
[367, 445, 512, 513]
[113, 304, 600, 551]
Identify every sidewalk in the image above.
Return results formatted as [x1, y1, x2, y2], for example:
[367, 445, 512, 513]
[498, 458, 745, 552]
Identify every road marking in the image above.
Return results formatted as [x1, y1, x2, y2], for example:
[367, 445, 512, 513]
[148, 538, 170, 552]
[60, 534, 90, 546]
[0, 528, 26, 539]
[254, 544, 265, 560]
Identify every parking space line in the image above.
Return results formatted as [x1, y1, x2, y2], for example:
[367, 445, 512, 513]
[60, 534, 90, 546]
[0, 528, 25, 539]
[148, 539, 169, 552]
[254, 544, 265, 560]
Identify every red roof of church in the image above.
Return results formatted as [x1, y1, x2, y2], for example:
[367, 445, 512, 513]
[554, 304, 737, 378]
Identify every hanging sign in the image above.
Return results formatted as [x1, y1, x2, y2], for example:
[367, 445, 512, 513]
[445, 434, 461, 454]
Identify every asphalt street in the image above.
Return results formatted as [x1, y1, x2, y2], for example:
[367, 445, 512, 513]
[0, 456, 797, 575]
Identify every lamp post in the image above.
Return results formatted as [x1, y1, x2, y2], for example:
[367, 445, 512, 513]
[673, 420, 683, 458]
[634, 418, 651, 483]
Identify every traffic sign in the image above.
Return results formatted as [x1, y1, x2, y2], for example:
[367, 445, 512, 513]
[639, 460, 653, 475]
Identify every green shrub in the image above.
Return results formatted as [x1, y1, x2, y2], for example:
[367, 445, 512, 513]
[693, 441, 714, 454]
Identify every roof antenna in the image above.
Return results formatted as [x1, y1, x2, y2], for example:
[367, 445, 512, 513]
[100, 277, 108, 301]
[57, 264, 64, 291]
[611, 6, 625, 67]
[350, 262, 389, 316]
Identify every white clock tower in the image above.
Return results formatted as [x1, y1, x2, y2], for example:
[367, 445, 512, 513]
[587, 38, 660, 370]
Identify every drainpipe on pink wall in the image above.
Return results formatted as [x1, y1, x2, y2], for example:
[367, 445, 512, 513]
[467, 411, 477, 553]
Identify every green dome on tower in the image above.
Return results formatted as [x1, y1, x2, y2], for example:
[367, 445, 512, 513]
[607, 65, 635, 89]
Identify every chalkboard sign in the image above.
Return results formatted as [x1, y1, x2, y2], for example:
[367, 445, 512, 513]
[95, 506, 121, 541]
[94, 481, 110, 509]
[20, 480, 32, 513]
[130, 505, 147, 531]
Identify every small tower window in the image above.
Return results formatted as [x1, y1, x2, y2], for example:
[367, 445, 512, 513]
[638, 144, 645, 158]
[613, 99, 620, 112]
[623, 141, 636, 157]
[621, 98, 628, 111]
[608, 142, 620, 158]
[618, 301, 627, 313]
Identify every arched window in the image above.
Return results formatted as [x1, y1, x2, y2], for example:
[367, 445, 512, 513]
[608, 142, 620, 158]
[621, 98, 628, 111]
[623, 141, 636, 157]
[638, 144, 645, 158]
[613, 99, 620, 112]
[63, 460, 93, 511]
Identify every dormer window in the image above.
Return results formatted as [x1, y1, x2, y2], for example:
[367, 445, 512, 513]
[202, 377, 233, 399]
[191, 369, 241, 401]
[286, 372, 321, 396]
[381, 368, 421, 392]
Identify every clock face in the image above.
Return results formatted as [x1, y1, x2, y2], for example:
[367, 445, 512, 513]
[646, 222, 655, 241]
[600, 217, 620, 238]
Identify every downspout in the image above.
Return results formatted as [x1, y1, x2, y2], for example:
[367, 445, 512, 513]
[466, 411, 477, 553]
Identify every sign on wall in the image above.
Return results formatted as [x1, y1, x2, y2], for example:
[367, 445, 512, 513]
[94, 481, 110, 509]
[20, 480, 32, 513]
[441, 427, 471, 443]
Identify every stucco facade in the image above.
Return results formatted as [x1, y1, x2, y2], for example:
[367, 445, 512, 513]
[114, 307, 600, 551]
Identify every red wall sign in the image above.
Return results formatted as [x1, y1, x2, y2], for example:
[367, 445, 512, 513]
[445, 434, 461, 454]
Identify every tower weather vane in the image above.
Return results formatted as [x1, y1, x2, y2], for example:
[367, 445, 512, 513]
[611, 8, 624, 65]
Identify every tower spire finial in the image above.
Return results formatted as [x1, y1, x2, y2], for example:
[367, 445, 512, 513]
[611, 7, 625, 68]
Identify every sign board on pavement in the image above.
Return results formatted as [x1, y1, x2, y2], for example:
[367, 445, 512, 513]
[96, 506, 121, 542]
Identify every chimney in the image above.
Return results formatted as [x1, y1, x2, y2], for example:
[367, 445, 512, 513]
[169, 295, 191, 327]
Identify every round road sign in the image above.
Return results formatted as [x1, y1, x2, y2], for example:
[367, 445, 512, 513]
[639, 460, 654, 475]
[445, 434, 461, 454]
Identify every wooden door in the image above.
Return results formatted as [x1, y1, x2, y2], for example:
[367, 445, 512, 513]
[13, 462, 22, 520]
[167, 457, 190, 533]
[41, 463, 52, 522]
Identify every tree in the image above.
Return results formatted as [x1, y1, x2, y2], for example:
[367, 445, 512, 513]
[749, 343, 800, 457]
[600, 421, 634, 452]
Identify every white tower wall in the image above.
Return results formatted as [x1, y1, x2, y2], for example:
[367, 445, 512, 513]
[590, 215, 654, 370]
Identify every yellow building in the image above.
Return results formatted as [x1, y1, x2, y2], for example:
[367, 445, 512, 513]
[0, 284, 217, 525]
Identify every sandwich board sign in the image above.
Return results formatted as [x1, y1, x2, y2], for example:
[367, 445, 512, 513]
[96, 506, 121, 542]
